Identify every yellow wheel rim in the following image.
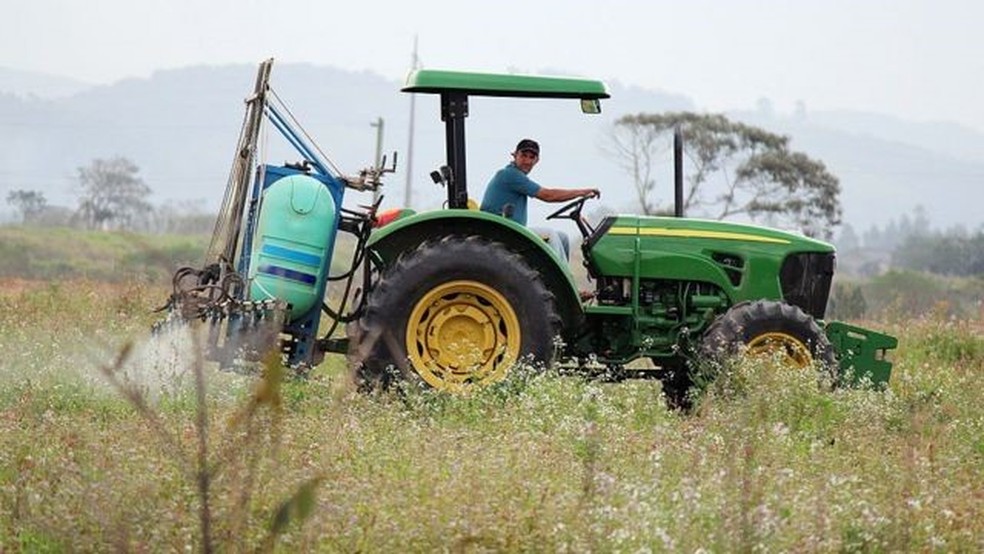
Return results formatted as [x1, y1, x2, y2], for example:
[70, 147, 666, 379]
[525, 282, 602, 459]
[746, 332, 813, 368]
[406, 280, 521, 391]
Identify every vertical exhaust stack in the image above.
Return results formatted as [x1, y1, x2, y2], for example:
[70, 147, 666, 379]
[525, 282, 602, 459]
[674, 125, 684, 217]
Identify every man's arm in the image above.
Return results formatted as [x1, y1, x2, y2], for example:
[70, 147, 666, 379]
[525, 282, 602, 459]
[535, 187, 600, 202]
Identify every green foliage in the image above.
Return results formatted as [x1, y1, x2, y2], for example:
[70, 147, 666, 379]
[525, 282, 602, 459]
[119, 240, 206, 278]
[0, 226, 207, 282]
[863, 269, 974, 319]
[10, 529, 65, 552]
[842, 269, 984, 321]
[266, 476, 324, 549]
[828, 281, 868, 320]
[904, 317, 984, 366]
[1, 281, 982, 551]
[736, 149, 840, 238]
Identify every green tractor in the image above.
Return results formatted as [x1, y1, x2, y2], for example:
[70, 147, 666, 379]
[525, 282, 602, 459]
[345, 69, 896, 399]
[159, 61, 896, 404]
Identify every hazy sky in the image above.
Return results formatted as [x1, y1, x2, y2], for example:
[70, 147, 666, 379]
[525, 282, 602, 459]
[4, 0, 983, 131]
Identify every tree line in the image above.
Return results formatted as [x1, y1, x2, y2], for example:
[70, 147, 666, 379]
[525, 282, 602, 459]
[828, 207, 983, 320]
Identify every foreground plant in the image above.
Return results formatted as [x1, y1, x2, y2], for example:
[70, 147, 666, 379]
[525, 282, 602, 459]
[98, 329, 321, 553]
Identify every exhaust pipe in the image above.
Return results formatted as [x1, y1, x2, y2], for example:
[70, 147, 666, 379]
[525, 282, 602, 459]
[674, 125, 684, 217]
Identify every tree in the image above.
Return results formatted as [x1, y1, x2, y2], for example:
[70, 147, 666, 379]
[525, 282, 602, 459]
[5, 189, 47, 223]
[605, 116, 663, 215]
[608, 112, 842, 238]
[76, 157, 152, 230]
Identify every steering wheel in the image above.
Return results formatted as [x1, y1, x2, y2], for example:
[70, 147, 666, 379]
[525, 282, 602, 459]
[546, 195, 595, 238]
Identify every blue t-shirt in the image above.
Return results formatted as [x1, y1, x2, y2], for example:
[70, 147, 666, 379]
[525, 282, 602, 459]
[479, 162, 542, 225]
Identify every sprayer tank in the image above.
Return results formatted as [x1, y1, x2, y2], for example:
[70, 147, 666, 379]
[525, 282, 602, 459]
[247, 174, 338, 317]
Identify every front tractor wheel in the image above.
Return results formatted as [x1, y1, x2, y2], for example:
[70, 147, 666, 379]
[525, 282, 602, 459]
[348, 236, 561, 392]
[699, 299, 837, 375]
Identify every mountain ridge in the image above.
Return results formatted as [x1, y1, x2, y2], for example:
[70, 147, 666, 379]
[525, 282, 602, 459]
[1, 63, 981, 232]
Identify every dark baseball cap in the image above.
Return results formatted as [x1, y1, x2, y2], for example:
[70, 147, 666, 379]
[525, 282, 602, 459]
[515, 138, 540, 155]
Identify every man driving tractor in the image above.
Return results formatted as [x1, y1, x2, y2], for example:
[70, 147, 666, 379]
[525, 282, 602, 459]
[480, 138, 600, 259]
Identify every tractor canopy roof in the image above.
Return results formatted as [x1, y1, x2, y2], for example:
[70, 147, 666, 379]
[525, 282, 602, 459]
[402, 69, 609, 110]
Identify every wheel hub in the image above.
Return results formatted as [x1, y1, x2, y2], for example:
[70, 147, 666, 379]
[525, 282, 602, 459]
[746, 332, 813, 368]
[407, 280, 521, 390]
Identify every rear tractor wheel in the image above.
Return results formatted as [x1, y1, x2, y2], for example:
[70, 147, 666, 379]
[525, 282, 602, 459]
[347, 236, 561, 392]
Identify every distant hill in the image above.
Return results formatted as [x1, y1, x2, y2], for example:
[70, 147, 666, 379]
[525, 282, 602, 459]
[803, 110, 984, 163]
[0, 66, 92, 99]
[734, 107, 984, 233]
[0, 63, 981, 233]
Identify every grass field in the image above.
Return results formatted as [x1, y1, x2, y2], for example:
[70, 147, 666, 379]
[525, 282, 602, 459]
[1, 278, 982, 552]
[0, 227, 208, 283]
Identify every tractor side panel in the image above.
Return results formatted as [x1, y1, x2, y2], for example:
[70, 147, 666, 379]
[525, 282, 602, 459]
[576, 215, 837, 366]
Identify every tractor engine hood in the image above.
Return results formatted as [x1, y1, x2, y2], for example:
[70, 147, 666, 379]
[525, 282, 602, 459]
[587, 215, 836, 320]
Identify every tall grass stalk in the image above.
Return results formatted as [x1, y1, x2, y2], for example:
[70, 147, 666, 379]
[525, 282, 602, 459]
[92, 324, 319, 553]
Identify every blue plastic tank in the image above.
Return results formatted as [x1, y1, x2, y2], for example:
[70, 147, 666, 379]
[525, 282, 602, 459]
[247, 174, 337, 318]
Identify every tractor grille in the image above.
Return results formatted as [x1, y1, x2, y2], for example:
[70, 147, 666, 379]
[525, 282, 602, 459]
[779, 252, 835, 320]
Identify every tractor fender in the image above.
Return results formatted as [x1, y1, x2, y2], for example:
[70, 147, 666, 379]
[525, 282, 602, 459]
[367, 209, 584, 333]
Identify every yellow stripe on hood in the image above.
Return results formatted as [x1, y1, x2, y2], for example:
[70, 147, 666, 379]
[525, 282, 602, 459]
[608, 226, 791, 244]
